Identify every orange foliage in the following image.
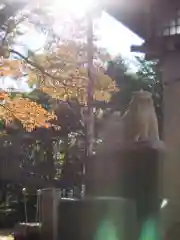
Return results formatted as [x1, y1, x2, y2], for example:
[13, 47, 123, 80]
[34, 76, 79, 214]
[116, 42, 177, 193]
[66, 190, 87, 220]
[0, 96, 56, 132]
[29, 41, 117, 104]
[0, 59, 26, 77]
[0, 92, 8, 100]
[0, 10, 117, 133]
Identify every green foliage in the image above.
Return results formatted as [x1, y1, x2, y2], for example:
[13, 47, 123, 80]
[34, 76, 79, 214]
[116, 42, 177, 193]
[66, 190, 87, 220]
[107, 55, 163, 136]
[27, 89, 52, 110]
[8, 93, 17, 100]
[106, 56, 128, 86]
[0, 119, 5, 130]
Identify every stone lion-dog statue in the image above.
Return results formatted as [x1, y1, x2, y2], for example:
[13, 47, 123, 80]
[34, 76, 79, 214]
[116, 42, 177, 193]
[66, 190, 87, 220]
[121, 90, 159, 143]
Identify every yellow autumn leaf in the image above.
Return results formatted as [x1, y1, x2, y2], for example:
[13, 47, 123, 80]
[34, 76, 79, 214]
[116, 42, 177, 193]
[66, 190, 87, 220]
[27, 40, 117, 104]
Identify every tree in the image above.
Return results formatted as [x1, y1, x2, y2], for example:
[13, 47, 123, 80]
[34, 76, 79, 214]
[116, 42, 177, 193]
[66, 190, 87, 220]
[107, 56, 137, 112]
[0, 2, 117, 101]
[0, 3, 117, 129]
[26, 40, 116, 104]
[0, 3, 119, 198]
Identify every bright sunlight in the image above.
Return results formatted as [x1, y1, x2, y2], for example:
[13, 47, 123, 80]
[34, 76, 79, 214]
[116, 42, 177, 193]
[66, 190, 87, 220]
[46, 0, 98, 17]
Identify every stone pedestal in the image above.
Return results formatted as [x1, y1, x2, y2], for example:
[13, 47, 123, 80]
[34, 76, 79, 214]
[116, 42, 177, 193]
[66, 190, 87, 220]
[40, 191, 136, 240]
[58, 197, 136, 240]
[86, 140, 164, 238]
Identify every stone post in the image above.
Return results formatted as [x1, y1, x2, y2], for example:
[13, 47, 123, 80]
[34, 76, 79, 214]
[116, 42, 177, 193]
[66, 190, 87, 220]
[41, 188, 61, 240]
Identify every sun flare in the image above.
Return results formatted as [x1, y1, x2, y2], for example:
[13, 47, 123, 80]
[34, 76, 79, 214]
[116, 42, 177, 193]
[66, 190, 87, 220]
[49, 0, 98, 17]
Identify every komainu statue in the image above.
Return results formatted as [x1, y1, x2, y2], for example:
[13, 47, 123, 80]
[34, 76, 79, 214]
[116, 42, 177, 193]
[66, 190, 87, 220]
[121, 90, 159, 143]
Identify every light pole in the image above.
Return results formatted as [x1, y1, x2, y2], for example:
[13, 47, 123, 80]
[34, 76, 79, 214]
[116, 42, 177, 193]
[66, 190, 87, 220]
[81, 8, 95, 197]
[87, 9, 94, 159]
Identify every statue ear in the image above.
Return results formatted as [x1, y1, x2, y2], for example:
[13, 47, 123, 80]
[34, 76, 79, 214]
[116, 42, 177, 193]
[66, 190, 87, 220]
[129, 97, 133, 105]
[129, 96, 136, 107]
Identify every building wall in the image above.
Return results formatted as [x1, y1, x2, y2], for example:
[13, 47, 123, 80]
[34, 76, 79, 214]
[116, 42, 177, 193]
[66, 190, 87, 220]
[162, 52, 180, 202]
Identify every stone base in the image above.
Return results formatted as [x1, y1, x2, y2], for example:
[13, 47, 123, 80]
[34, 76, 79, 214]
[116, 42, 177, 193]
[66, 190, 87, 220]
[86, 140, 165, 220]
[58, 197, 136, 240]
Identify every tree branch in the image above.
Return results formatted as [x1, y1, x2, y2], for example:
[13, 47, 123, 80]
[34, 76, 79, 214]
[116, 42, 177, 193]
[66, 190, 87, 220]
[9, 49, 68, 87]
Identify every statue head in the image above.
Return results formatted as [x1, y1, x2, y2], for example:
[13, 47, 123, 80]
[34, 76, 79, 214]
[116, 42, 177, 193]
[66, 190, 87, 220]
[133, 90, 152, 98]
[129, 90, 153, 108]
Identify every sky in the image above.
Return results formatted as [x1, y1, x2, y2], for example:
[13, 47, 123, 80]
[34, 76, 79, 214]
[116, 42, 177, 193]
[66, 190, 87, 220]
[97, 12, 143, 58]
[0, 10, 144, 92]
